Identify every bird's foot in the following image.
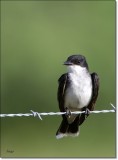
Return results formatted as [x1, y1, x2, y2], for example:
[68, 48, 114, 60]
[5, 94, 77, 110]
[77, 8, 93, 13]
[65, 107, 71, 118]
[84, 108, 90, 118]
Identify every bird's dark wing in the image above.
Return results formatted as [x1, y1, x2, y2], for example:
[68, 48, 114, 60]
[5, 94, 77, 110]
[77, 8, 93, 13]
[79, 72, 99, 125]
[57, 73, 80, 135]
[57, 73, 69, 113]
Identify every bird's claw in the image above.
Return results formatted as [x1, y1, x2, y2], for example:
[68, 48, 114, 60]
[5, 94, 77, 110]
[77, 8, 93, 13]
[65, 107, 71, 118]
[84, 108, 90, 118]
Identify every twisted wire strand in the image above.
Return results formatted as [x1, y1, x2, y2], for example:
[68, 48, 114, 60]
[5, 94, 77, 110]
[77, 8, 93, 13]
[0, 103, 115, 120]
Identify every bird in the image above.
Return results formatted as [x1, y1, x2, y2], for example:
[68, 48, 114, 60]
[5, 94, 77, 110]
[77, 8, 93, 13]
[56, 54, 99, 139]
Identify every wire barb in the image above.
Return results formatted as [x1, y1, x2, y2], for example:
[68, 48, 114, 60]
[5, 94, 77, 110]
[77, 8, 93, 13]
[110, 103, 116, 111]
[0, 104, 116, 119]
[30, 110, 42, 120]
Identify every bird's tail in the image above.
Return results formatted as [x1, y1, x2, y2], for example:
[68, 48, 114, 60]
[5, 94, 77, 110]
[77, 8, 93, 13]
[56, 117, 79, 139]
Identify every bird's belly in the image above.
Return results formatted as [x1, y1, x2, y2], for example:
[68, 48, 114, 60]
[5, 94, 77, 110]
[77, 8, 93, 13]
[65, 78, 92, 110]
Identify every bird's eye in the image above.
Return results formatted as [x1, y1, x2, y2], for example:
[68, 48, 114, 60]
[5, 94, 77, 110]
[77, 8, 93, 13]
[78, 60, 81, 64]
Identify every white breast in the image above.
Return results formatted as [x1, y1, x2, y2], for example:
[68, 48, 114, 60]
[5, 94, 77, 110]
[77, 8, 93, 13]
[65, 65, 92, 110]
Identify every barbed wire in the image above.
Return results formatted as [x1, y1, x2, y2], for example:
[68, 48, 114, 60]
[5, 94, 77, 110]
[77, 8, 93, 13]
[0, 103, 116, 120]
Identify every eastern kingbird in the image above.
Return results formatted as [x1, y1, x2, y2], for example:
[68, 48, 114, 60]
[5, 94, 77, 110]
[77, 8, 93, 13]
[56, 55, 99, 139]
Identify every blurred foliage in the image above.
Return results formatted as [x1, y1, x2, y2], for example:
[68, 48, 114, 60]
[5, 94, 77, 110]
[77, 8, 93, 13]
[1, 1, 115, 158]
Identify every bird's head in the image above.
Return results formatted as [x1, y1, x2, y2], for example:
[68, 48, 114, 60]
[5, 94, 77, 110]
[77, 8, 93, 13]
[64, 55, 89, 72]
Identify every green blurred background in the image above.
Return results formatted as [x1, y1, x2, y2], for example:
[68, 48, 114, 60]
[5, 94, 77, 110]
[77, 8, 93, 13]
[1, 0, 116, 158]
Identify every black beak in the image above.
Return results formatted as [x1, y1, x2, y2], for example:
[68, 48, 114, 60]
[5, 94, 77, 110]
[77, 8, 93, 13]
[63, 61, 73, 65]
